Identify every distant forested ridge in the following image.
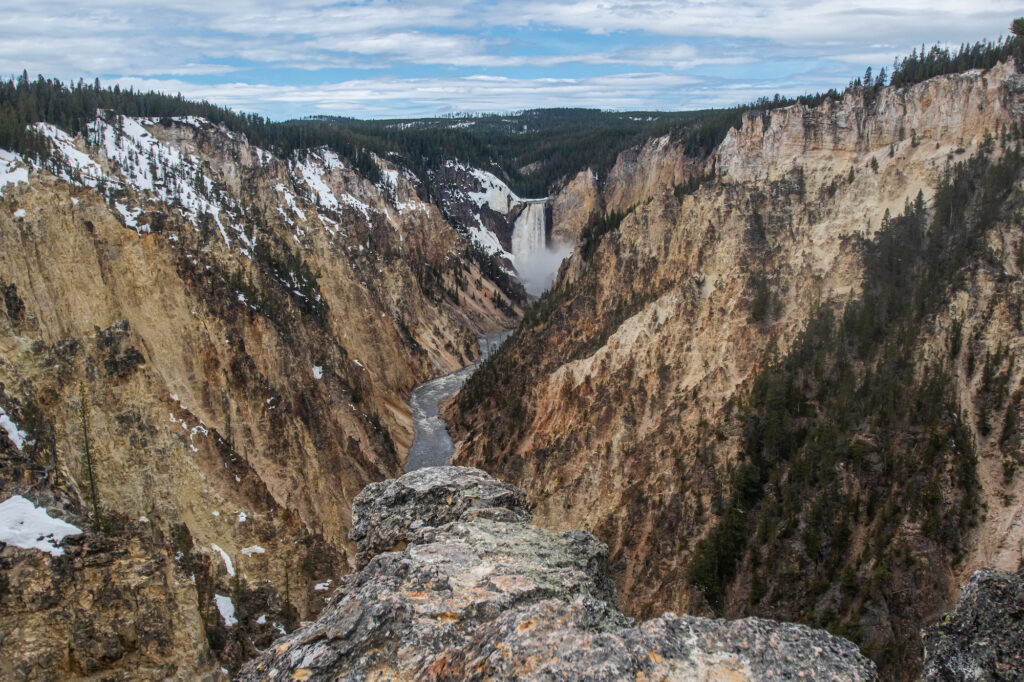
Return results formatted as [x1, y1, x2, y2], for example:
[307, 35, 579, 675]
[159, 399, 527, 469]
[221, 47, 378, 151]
[1, 31, 1021, 197]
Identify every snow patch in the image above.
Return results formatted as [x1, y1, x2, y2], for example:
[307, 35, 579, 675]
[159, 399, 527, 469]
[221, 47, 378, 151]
[295, 149, 372, 222]
[214, 594, 237, 627]
[31, 115, 250, 252]
[0, 149, 29, 196]
[34, 123, 107, 189]
[466, 167, 516, 215]
[12, 208, 25, 219]
[276, 183, 307, 222]
[317, 212, 340, 236]
[466, 222, 508, 258]
[314, 579, 332, 591]
[211, 543, 235, 576]
[0, 495, 82, 556]
[319, 149, 344, 170]
[312, 365, 323, 379]
[170, 115, 208, 128]
[115, 202, 148, 233]
[241, 545, 265, 556]
[0, 405, 27, 450]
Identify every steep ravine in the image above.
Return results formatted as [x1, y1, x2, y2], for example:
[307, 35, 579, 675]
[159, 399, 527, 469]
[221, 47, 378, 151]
[1, 60, 1022, 682]
[405, 330, 511, 471]
[0, 114, 520, 678]
[450, 61, 1024, 678]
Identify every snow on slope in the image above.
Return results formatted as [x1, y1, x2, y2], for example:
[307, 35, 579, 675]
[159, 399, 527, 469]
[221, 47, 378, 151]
[0, 495, 82, 556]
[436, 161, 532, 262]
[34, 123, 107, 189]
[276, 184, 307, 223]
[214, 594, 237, 627]
[15, 115, 515, 277]
[32, 115, 259, 247]
[467, 167, 514, 215]
[0, 405, 27, 450]
[293, 148, 377, 225]
[211, 543, 235, 576]
[91, 115, 251, 247]
[0, 149, 29, 196]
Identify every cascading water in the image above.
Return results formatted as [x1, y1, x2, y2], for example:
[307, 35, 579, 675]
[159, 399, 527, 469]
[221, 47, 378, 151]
[511, 201, 547, 265]
[511, 200, 569, 296]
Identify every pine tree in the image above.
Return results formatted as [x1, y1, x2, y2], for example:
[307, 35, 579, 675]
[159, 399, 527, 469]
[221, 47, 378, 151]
[79, 382, 101, 530]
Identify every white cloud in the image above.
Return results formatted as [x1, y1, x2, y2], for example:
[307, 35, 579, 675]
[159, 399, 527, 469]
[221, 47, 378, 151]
[498, 1, 1019, 44]
[113, 71, 705, 117]
[1, 1, 1017, 116]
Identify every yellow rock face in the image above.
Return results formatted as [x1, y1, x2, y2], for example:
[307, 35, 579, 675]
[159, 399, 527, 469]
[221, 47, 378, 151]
[0, 115, 518, 677]
[452, 62, 1024, 674]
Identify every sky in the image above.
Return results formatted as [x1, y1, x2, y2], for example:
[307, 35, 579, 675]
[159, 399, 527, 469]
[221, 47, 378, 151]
[2, 2, 1020, 120]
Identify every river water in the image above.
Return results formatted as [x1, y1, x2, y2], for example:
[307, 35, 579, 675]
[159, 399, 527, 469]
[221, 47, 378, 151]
[404, 330, 512, 471]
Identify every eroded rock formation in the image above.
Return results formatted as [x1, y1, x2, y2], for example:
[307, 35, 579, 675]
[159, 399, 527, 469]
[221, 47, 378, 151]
[450, 61, 1024, 678]
[921, 565, 1024, 681]
[238, 466, 877, 681]
[0, 113, 519, 677]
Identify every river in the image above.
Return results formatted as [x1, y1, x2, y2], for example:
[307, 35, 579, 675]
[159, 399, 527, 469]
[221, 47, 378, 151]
[404, 329, 512, 471]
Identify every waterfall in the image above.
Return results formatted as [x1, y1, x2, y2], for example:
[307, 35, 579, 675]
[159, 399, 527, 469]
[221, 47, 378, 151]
[511, 201, 546, 265]
[510, 200, 570, 296]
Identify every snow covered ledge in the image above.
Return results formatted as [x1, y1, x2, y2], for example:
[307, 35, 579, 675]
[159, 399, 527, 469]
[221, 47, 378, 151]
[0, 495, 82, 556]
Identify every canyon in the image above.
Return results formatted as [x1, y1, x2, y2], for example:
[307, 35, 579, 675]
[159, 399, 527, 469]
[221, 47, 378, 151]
[0, 112, 521, 678]
[451, 61, 1024, 678]
[0, 53, 1022, 682]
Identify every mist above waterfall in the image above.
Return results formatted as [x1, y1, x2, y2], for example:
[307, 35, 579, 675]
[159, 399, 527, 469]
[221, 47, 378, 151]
[516, 241, 573, 296]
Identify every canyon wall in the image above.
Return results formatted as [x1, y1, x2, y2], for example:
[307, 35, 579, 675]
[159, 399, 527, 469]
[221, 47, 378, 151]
[451, 62, 1024, 678]
[0, 114, 518, 677]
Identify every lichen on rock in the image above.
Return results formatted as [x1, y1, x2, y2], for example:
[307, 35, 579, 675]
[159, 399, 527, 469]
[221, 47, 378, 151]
[921, 565, 1024, 681]
[238, 466, 876, 681]
[349, 464, 531, 569]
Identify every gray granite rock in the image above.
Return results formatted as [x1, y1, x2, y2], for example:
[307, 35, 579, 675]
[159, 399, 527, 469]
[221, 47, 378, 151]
[237, 466, 877, 681]
[921, 565, 1024, 681]
[349, 465, 531, 569]
[424, 600, 875, 681]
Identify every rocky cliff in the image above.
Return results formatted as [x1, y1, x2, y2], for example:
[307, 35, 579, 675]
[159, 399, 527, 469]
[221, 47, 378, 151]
[237, 466, 877, 681]
[450, 61, 1024, 679]
[429, 160, 549, 262]
[549, 132, 708, 246]
[0, 113, 519, 677]
[921, 564, 1024, 680]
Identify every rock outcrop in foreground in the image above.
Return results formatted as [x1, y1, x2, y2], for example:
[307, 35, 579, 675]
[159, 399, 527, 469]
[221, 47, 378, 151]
[238, 467, 876, 680]
[922, 565, 1024, 681]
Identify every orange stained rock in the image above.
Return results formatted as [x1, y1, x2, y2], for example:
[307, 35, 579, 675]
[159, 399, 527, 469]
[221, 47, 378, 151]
[517, 617, 537, 632]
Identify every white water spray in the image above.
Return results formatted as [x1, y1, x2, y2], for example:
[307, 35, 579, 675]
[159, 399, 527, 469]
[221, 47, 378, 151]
[512, 200, 568, 295]
[512, 201, 547, 264]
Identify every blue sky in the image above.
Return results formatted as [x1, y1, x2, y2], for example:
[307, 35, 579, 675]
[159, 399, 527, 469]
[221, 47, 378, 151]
[2, 2, 1020, 119]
